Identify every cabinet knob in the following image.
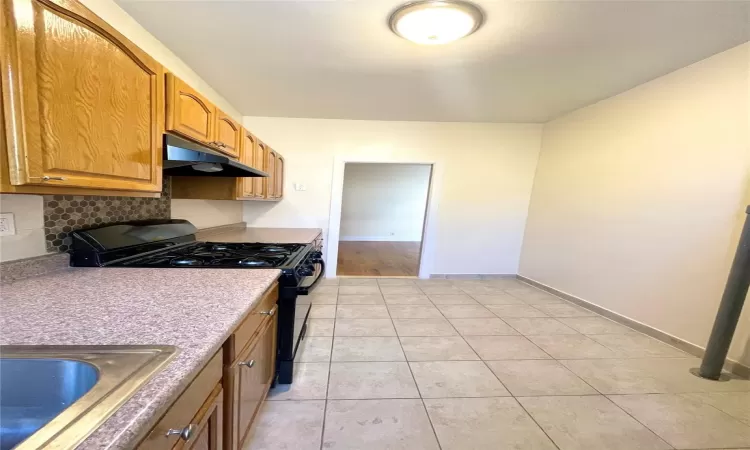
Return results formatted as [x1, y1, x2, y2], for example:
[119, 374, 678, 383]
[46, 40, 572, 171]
[259, 306, 276, 316]
[165, 424, 196, 441]
[239, 359, 255, 368]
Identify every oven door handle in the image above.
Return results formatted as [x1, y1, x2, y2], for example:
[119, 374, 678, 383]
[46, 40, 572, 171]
[297, 259, 325, 295]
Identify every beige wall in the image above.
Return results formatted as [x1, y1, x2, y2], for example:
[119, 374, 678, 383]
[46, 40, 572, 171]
[0, 0, 245, 262]
[520, 43, 750, 365]
[242, 118, 543, 275]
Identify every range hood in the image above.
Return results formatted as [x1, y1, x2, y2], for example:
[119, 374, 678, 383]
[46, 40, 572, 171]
[162, 134, 267, 177]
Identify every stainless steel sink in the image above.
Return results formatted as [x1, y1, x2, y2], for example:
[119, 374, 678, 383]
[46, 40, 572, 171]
[0, 346, 178, 450]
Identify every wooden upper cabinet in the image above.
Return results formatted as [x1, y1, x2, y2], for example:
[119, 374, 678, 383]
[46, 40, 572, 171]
[214, 110, 241, 159]
[0, 0, 164, 192]
[274, 155, 284, 200]
[253, 142, 268, 198]
[238, 129, 256, 198]
[166, 74, 215, 144]
[265, 150, 277, 199]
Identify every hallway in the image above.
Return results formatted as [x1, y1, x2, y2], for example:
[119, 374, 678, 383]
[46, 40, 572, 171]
[337, 241, 421, 276]
[246, 278, 750, 450]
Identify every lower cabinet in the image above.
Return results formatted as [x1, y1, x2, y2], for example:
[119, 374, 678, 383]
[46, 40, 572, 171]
[139, 283, 278, 450]
[227, 314, 278, 449]
[139, 353, 223, 450]
[182, 385, 224, 450]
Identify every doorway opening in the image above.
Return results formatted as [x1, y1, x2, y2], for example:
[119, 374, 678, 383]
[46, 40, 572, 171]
[336, 163, 433, 277]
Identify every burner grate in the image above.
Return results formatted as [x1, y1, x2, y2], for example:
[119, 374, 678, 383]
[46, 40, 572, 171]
[120, 242, 305, 268]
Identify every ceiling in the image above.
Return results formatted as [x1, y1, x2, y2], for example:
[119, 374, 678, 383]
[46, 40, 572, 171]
[118, 0, 750, 123]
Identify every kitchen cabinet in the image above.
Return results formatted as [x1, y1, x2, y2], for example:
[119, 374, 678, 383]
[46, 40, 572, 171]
[139, 353, 223, 450]
[238, 130, 257, 198]
[253, 142, 269, 199]
[274, 155, 285, 200]
[214, 110, 241, 159]
[139, 283, 278, 450]
[165, 74, 243, 159]
[229, 316, 277, 449]
[265, 150, 277, 199]
[180, 385, 223, 450]
[0, 0, 164, 194]
[166, 74, 215, 145]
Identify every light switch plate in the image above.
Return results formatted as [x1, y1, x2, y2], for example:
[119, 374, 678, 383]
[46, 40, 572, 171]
[294, 183, 307, 191]
[0, 213, 16, 236]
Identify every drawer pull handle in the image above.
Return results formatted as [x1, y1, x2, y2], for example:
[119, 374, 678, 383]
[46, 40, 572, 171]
[166, 424, 196, 441]
[239, 359, 255, 368]
[259, 306, 277, 316]
[30, 176, 66, 182]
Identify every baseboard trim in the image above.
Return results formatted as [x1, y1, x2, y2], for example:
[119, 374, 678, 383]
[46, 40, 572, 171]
[516, 275, 750, 379]
[339, 236, 421, 242]
[431, 274, 517, 280]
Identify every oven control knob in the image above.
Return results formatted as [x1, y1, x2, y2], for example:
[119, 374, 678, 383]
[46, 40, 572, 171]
[298, 265, 314, 277]
[310, 251, 323, 260]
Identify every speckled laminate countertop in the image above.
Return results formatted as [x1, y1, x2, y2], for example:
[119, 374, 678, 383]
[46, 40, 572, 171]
[0, 267, 280, 449]
[196, 226, 323, 244]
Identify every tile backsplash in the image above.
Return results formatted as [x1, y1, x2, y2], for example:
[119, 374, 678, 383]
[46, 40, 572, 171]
[43, 179, 171, 253]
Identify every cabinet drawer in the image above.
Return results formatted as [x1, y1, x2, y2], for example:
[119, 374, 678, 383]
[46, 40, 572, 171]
[226, 284, 278, 364]
[139, 352, 222, 450]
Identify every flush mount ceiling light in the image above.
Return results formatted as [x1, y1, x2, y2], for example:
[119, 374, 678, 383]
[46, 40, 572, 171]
[389, 0, 484, 45]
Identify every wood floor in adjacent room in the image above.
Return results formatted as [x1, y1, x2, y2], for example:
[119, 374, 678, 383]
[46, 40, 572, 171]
[337, 241, 421, 276]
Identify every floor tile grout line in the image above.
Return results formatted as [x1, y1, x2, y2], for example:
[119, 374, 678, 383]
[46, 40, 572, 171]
[598, 394, 677, 449]
[512, 396, 563, 450]
[396, 326, 445, 450]
[318, 303, 337, 450]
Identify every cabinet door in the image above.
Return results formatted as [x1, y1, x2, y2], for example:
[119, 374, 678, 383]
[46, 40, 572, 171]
[265, 150, 277, 199]
[213, 110, 241, 159]
[253, 142, 268, 198]
[238, 130, 256, 198]
[166, 74, 215, 145]
[1, 0, 163, 192]
[181, 385, 223, 450]
[274, 155, 284, 200]
[233, 317, 277, 449]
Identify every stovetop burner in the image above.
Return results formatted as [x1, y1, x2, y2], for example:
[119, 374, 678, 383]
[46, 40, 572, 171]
[120, 242, 306, 268]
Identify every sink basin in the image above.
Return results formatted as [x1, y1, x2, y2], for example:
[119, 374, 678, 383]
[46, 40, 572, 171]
[0, 346, 177, 450]
[1, 359, 99, 449]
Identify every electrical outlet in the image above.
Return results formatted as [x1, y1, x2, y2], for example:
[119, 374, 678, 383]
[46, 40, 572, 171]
[294, 183, 307, 191]
[0, 213, 16, 236]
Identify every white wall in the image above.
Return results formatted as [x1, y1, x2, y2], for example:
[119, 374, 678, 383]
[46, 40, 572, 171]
[0, 195, 46, 262]
[340, 164, 431, 242]
[171, 199, 244, 230]
[520, 43, 750, 365]
[242, 118, 543, 275]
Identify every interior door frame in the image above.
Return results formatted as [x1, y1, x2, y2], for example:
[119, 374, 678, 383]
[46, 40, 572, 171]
[325, 158, 441, 279]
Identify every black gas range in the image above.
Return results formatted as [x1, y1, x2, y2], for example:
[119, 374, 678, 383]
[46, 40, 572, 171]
[69, 219, 324, 384]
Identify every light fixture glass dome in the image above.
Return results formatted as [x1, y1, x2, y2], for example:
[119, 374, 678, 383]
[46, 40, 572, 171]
[389, 1, 484, 45]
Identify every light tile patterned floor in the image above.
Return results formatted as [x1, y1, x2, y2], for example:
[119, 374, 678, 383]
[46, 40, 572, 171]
[246, 278, 750, 450]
